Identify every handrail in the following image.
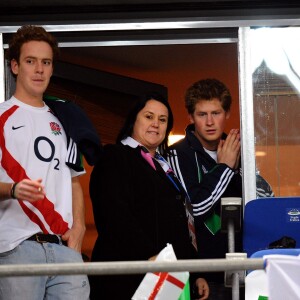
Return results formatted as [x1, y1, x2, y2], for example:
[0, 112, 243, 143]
[0, 258, 264, 277]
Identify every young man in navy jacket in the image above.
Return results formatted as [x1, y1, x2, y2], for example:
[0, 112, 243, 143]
[167, 78, 243, 299]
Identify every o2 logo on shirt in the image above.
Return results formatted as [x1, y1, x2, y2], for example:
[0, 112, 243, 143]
[34, 137, 60, 170]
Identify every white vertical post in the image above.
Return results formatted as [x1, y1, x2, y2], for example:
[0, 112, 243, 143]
[0, 33, 5, 103]
[238, 27, 257, 205]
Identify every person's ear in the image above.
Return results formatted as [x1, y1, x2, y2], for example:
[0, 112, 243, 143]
[11, 59, 19, 76]
[225, 110, 230, 120]
[188, 113, 195, 124]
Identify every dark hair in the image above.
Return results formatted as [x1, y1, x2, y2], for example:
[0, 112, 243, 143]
[185, 78, 232, 114]
[5, 25, 59, 71]
[116, 92, 173, 152]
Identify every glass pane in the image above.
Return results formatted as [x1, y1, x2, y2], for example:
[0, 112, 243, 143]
[251, 27, 300, 197]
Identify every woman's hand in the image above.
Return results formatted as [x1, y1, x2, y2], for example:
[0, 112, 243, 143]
[195, 277, 209, 300]
[148, 255, 157, 261]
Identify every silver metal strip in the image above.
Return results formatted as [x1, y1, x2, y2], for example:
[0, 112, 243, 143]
[58, 38, 238, 48]
[2, 38, 238, 49]
[238, 27, 257, 205]
[0, 34, 4, 104]
[0, 17, 300, 33]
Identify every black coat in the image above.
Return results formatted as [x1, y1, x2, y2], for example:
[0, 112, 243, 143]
[167, 124, 243, 283]
[44, 96, 102, 170]
[89, 144, 195, 299]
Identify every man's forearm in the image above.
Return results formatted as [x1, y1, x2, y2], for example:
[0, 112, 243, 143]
[70, 176, 86, 251]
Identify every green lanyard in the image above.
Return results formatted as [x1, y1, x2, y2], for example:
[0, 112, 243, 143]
[195, 152, 221, 235]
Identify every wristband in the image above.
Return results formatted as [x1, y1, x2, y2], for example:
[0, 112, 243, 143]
[10, 182, 18, 199]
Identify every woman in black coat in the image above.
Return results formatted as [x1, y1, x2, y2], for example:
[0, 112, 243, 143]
[89, 93, 209, 300]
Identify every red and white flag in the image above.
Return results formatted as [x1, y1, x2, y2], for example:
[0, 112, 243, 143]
[132, 244, 190, 300]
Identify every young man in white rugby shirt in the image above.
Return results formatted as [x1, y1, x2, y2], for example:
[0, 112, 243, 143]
[0, 25, 90, 299]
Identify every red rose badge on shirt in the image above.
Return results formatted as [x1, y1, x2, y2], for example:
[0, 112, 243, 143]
[49, 122, 62, 135]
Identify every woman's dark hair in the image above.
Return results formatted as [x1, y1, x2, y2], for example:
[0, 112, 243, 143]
[116, 92, 173, 153]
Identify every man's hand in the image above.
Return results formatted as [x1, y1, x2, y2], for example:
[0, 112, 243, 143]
[217, 129, 240, 169]
[13, 178, 45, 202]
[62, 224, 86, 252]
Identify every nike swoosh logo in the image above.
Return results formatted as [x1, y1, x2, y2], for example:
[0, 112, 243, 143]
[12, 125, 25, 130]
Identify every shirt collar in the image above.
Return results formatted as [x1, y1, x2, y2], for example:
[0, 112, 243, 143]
[121, 136, 140, 148]
[121, 136, 170, 172]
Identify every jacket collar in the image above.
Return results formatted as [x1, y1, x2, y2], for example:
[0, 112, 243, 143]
[185, 124, 227, 153]
[185, 124, 206, 153]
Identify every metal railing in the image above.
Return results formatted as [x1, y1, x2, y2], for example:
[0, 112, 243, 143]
[0, 198, 252, 299]
[0, 257, 263, 277]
